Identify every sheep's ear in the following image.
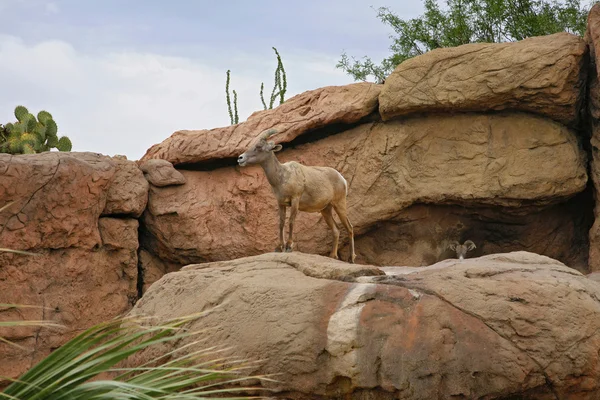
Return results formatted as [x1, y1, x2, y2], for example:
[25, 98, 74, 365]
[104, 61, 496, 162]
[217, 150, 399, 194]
[271, 144, 283, 152]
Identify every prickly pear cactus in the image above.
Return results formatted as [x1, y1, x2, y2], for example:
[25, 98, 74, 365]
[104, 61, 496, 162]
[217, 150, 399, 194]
[0, 105, 73, 154]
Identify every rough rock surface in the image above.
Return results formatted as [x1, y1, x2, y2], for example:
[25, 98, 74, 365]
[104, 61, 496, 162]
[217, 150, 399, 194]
[139, 159, 186, 187]
[0, 153, 144, 382]
[352, 197, 591, 273]
[138, 249, 180, 294]
[98, 217, 139, 250]
[129, 252, 600, 399]
[380, 32, 587, 126]
[142, 113, 587, 266]
[585, 3, 600, 272]
[0, 152, 148, 249]
[587, 3, 600, 71]
[0, 218, 138, 381]
[140, 83, 381, 165]
[587, 271, 600, 283]
[0, 152, 114, 250]
[102, 157, 148, 217]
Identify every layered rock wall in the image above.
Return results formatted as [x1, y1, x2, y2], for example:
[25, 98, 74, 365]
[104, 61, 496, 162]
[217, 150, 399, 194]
[0, 152, 147, 380]
[140, 32, 594, 273]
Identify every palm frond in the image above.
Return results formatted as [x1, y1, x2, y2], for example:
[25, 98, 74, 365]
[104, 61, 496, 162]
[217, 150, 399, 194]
[0, 248, 39, 256]
[1, 314, 269, 399]
[0, 201, 15, 214]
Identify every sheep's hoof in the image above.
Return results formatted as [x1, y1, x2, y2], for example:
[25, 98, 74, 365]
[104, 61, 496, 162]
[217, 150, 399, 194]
[274, 245, 284, 253]
[349, 254, 356, 264]
[284, 244, 293, 252]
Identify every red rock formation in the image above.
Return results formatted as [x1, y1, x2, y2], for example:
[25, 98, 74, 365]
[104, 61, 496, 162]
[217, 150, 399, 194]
[142, 114, 588, 269]
[128, 252, 600, 399]
[0, 152, 147, 382]
[585, 3, 600, 272]
[140, 82, 381, 165]
[380, 32, 587, 126]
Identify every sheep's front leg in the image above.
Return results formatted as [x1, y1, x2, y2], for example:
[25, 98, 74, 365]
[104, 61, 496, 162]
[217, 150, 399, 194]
[275, 204, 286, 252]
[285, 197, 299, 252]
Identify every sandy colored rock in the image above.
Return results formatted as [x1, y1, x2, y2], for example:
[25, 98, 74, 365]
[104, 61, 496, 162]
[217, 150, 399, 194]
[0, 245, 138, 382]
[128, 252, 600, 399]
[142, 113, 587, 266]
[0, 152, 148, 249]
[0, 153, 145, 383]
[0, 152, 114, 250]
[380, 33, 587, 126]
[138, 249, 180, 293]
[102, 157, 148, 217]
[99, 217, 139, 250]
[139, 159, 186, 187]
[140, 83, 381, 165]
[585, 4, 600, 272]
[586, 3, 600, 74]
[588, 215, 600, 272]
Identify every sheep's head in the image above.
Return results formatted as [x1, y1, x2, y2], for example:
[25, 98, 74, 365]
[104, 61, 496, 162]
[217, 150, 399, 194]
[448, 240, 476, 260]
[237, 128, 282, 167]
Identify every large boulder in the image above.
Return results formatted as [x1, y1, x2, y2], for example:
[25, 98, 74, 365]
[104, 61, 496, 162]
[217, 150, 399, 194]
[102, 157, 148, 217]
[585, 3, 600, 272]
[380, 32, 587, 127]
[142, 112, 587, 267]
[0, 152, 148, 250]
[138, 249, 180, 294]
[139, 159, 186, 187]
[129, 252, 600, 399]
[0, 152, 146, 382]
[0, 217, 138, 382]
[0, 152, 113, 250]
[140, 83, 381, 165]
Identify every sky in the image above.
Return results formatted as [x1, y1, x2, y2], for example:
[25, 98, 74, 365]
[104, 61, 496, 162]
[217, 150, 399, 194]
[0, 0, 424, 160]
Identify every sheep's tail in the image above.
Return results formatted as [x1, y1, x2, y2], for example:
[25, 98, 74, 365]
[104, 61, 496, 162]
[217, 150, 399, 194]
[336, 170, 348, 196]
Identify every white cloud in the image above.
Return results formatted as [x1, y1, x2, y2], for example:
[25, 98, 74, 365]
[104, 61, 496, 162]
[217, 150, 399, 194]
[45, 1, 59, 14]
[0, 35, 353, 160]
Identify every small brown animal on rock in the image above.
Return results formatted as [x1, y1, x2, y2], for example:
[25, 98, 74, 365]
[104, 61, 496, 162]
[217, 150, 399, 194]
[448, 240, 477, 261]
[237, 128, 356, 263]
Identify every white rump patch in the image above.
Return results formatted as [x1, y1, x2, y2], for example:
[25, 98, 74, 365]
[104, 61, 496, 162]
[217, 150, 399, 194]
[335, 170, 348, 195]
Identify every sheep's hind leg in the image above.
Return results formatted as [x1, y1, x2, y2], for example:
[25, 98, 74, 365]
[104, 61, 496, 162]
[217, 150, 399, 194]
[285, 198, 299, 252]
[333, 202, 356, 264]
[275, 204, 286, 252]
[320, 205, 340, 259]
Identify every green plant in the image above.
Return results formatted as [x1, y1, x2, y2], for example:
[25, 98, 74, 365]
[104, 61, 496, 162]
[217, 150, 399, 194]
[0, 106, 72, 154]
[225, 47, 288, 125]
[338, 0, 593, 82]
[260, 47, 287, 110]
[0, 304, 63, 350]
[0, 312, 268, 399]
[0, 227, 265, 397]
[226, 70, 240, 125]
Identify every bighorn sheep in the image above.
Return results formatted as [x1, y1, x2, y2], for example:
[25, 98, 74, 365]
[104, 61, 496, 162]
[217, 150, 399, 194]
[448, 240, 476, 260]
[237, 128, 356, 263]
